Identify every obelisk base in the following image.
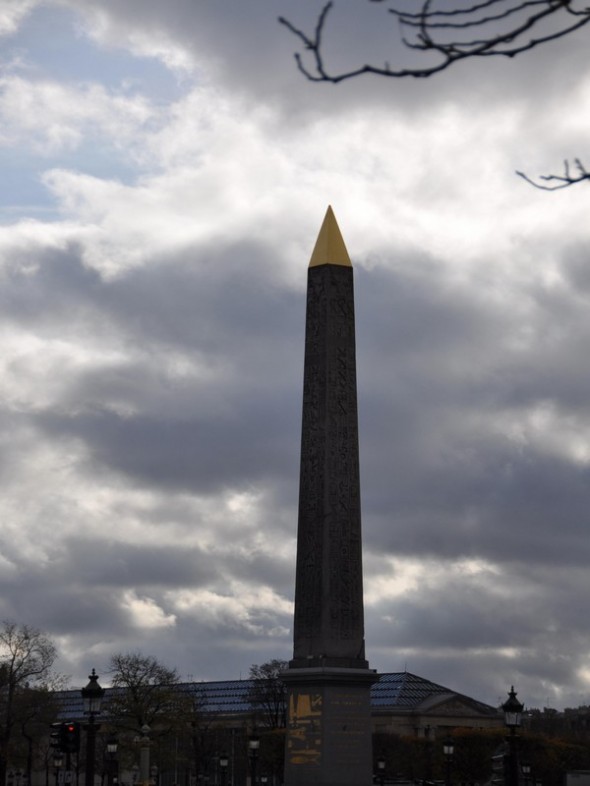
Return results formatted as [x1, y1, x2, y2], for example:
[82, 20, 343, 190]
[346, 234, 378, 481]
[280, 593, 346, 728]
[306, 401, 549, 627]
[282, 667, 377, 786]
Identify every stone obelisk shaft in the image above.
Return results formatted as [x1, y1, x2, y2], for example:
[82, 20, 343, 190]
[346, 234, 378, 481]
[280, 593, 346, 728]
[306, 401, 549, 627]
[283, 207, 374, 786]
[291, 208, 367, 670]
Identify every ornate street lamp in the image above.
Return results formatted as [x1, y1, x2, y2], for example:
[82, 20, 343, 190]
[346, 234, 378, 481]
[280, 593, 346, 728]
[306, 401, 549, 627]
[503, 687, 523, 730]
[502, 686, 524, 786]
[443, 736, 454, 786]
[248, 734, 260, 786]
[82, 670, 105, 715]
[81, 669, 105, 786]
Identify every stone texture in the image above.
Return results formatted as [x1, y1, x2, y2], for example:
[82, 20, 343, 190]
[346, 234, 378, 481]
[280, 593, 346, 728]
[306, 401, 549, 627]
[291, 264, 367, 670]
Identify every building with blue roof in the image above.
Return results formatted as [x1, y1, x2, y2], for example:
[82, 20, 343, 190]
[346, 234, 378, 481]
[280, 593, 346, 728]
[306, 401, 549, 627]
[56, 671, 501, 739]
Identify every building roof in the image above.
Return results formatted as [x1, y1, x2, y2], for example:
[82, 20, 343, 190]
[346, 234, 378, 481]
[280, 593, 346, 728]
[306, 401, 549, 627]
[372, 672, 499, 717]
[56, 671, 498, 721]
[372, 672, 454, 709]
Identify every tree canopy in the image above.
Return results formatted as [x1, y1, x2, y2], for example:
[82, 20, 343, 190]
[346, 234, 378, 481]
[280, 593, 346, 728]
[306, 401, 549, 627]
[104, 652, 185, 735]
[248, 659, 288, 729]
[0, 621, 60, 786]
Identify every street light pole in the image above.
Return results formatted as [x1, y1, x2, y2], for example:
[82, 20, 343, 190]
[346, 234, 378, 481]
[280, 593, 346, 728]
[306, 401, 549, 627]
[138, 725, 151, 786]
[502, 686, 524, 786]
[248, 734, 259, 786]
[106, 735, 118, 786]
[219, 753, 228, 786]
[81, 670, 105, 786]
[53, 753, 64, 786]
[376, 756, 386, 786]
[522, 761, 531, 786]
[443, 736, 454, 786]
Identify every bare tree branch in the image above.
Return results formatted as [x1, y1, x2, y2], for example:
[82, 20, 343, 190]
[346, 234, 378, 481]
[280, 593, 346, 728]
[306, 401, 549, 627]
[516, 159, 590, 189]
[279, 1, 590, 83]
[279, 1, 590, 189]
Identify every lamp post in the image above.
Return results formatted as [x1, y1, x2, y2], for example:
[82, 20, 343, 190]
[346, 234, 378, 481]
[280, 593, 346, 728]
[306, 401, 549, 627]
[219, 753, 228, 786]
[138, 725, 151, 786]
[106, 735, 118, 786]
[53, 753, 64, 786]
[376, 755, 386, 786]
[81, 669, 105, 786]
[522, 762, 531, 786]
[443, 736, 454, 786]
[502, 686, 524, 786]
[248, 734, 259, 786]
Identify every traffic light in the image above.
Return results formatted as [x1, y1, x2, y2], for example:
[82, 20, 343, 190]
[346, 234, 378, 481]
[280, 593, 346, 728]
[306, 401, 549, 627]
[61, 722, 80, 754]
[50, 723, 62, 752]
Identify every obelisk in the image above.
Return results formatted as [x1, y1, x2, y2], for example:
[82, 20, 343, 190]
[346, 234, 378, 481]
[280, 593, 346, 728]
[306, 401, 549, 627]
[283, 207, 375, 786]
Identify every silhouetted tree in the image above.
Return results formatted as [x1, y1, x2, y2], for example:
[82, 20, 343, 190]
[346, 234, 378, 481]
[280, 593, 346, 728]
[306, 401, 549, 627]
[280, 1, 590, 188]
[104, 652, 185, 735]
[0, 622, 59, 786]
[104, 652, 209, 784]
[15, 685, 62, 785]
[248, 659, 288, 729]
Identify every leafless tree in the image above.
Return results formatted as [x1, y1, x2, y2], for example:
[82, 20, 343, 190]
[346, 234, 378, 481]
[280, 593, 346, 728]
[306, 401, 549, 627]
[248, 659, 288, 729]
[104, 652, 184, 735]
[104, 654, 210, 780]
[280, 1, 590, 189]
[0, 621, 59, 786]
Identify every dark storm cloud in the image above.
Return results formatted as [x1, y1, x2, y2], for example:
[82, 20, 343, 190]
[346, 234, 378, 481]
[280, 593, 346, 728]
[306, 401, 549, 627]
[354, 258, 590, 572]
[3, 238, 302, 496]
[0, 537, 213, 626]
[364, 554, 590, 706]
[1, 239, 302, 354]
[33, 404, 297, 495]
[1, 244, 101, 327]
[352, 248, 590, 705]
[59, 537, 216, 587]
[0, 573, 130, 636]
[372, 590, 539, 651]
[369, 563, 590, 650]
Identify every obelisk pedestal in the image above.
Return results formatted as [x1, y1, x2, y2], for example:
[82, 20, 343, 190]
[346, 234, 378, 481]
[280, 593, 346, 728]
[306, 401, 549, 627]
[283, 208, 376, 786]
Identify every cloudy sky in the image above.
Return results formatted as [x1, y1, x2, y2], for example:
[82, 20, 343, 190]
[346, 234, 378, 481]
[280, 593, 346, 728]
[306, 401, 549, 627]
[1, 0, 590, 712]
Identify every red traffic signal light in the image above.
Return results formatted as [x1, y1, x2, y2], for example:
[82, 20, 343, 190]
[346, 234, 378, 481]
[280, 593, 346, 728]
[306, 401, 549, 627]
[60, 721, 80, 753]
